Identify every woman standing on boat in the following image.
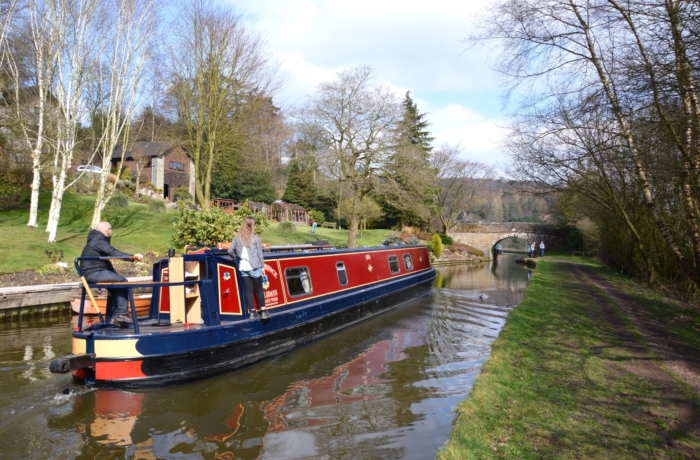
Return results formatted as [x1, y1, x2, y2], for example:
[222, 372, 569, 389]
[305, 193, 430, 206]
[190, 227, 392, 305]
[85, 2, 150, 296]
[229, 217, 269, 320]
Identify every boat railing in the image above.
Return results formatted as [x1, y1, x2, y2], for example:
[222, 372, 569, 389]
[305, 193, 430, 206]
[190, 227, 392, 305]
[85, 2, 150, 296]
[74, 256, 201, 334]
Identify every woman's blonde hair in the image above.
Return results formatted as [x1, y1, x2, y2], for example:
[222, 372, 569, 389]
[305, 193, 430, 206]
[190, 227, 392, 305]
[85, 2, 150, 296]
[237, 216, 257, 247]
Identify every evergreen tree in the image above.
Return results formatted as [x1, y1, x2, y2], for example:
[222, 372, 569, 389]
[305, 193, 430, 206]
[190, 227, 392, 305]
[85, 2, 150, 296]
[400, 91, 434, 156]
[239, 167, 277, 203]
[377, 91, 436, 228]
[281, 160, 303, 204]
[282, 139, 319, 209]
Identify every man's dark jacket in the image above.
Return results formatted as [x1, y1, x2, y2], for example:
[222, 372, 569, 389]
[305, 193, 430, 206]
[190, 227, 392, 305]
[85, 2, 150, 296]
[80, 230, 130, 277]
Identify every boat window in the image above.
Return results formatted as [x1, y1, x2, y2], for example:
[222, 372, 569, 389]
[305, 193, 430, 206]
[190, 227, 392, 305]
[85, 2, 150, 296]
[403, 254, 413, 271]
[388, 255, 400, 274]
[336, 262, 348, 286]
[286, 267, 313, 297]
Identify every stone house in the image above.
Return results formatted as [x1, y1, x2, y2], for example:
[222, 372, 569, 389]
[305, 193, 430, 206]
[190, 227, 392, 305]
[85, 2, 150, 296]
[112, 142, 195, 201]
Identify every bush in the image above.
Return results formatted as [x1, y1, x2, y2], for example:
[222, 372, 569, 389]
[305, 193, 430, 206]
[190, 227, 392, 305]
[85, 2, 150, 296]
[307, 209, 325, 225]
[123, 179, 133, 189]
[416, 232, 432, 241]
[148, 199, 166, 213]
[436, 233, 453, 245]
[277, 221, 296, 233]
[72, 174, 96, 195]
[430, 234, 443, 259]
[120, 168, 132, 181]
[107, 192, 129, 208]
[173, 186, 192, 202]
[170, 203, 269, 248]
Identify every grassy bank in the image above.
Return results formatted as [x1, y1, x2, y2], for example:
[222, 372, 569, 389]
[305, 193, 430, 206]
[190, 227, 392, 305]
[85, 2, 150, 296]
[438, 257, 700, 459]
[0, 194, 398, 274]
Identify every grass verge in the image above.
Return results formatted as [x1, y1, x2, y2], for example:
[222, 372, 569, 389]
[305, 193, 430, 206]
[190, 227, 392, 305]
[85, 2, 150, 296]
[438, 257, 700, 459]
[0, 195, 405, 274]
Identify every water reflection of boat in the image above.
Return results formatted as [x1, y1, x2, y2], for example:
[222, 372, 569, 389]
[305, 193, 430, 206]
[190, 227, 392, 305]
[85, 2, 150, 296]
[51, 245, 436, 388]
[262, 329, 421, 435]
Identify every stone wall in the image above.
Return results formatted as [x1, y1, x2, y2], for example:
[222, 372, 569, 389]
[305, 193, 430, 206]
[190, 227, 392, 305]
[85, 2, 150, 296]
[449, 223, 566, 256]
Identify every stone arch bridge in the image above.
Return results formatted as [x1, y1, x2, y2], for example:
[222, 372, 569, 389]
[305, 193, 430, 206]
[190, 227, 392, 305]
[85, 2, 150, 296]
[449, 223, 566, 256]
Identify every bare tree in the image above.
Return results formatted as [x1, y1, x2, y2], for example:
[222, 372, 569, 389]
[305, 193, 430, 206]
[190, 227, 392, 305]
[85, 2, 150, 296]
[41, 0, 106, 242]
[88, 0, 160, 228]
[167, 0, 278, 210]
[299, 66, 400, 247]
[1, 0, 58, 228]
[475, 0, 700, 289]
[430, 144, 490, 234]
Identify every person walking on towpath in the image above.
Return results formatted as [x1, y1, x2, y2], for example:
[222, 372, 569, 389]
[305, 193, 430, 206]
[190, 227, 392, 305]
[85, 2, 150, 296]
[311, 220, 317, 233]
[540, 241, 545, 257]
[528, 242, 535, 258]
[80, 221, 143, 326]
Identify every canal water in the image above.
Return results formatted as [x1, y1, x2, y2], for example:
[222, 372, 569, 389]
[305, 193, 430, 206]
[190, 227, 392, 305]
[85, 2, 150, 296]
[0, 254, 529, 459]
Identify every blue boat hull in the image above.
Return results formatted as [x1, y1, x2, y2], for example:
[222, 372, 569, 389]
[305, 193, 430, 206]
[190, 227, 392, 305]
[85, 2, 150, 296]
[87, 268, 435, 387]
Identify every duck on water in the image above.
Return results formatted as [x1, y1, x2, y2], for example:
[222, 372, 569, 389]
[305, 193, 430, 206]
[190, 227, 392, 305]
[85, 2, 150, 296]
[50, 243, 436, 388]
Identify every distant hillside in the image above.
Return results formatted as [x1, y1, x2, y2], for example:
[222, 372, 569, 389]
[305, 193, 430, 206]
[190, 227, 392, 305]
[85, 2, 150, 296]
[460, 179, 556, 223]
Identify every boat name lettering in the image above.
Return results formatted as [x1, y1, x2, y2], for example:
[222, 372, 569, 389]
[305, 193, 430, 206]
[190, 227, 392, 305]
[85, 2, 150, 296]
[263, 264, 278, 279]
[264, 289, 279, 304]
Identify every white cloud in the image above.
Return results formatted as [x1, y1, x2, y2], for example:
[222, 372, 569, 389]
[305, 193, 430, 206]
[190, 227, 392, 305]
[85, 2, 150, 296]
[427, 103, 510, 165]
[230, 0, 511, 166]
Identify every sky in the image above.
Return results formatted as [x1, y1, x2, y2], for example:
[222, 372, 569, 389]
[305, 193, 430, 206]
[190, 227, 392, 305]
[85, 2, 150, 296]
[231, 0, 511, 169]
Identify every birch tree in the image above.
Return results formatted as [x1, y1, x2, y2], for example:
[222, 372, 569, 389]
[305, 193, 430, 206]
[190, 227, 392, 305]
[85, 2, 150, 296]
[88, 0, 159, 228]
[2, 0, 59, 228]
[44, 0, 103, 242]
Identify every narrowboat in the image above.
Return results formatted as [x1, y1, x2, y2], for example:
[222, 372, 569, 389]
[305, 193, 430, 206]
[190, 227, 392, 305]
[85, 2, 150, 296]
[49, 244, 436, 388]
[70, 294, 152, 316]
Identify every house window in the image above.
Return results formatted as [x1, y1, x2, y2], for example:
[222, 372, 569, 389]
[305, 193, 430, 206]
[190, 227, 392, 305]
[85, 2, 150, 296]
[388, 255, 400, 274]
[286, 267, 312, 297]
[403, 254, 413, 271]
[336, 262, 348, 286]
[169, 161, 184, 171]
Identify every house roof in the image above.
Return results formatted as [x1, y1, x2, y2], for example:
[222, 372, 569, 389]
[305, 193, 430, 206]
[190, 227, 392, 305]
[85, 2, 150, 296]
[112, 142, 173, 160]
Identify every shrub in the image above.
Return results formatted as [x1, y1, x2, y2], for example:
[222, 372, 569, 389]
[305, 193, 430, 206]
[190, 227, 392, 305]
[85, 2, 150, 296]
[72, 174, 96, 195]
[307, 209, 325, 225]
[153, 187, 163, 194]
[277, 221, 296, 233]
[120, 168, 132, 181]
[170, 203, 269, 248]
[437, 233, 453, 245]
[107, 192, 129, 208]
[123, 179, 133, 189]
[416, 232, 432, 241]
[148, 199, 166, 213]
[430, 234, 443, 259]
[173, 185, 192, 202]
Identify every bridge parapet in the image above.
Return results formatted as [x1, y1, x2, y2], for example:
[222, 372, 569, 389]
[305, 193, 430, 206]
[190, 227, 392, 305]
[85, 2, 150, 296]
[449, 222, 565, 257]
[452, 222, 564, 235]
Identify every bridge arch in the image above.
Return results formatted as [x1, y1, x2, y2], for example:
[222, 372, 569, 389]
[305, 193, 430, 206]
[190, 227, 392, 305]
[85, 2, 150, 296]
[448, 223, 565, 257]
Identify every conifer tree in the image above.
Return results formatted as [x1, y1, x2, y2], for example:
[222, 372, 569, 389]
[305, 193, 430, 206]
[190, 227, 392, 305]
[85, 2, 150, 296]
[377, 91, 436, 228]
[400, 91, 434, 156]
[281, 160, 303, 204]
